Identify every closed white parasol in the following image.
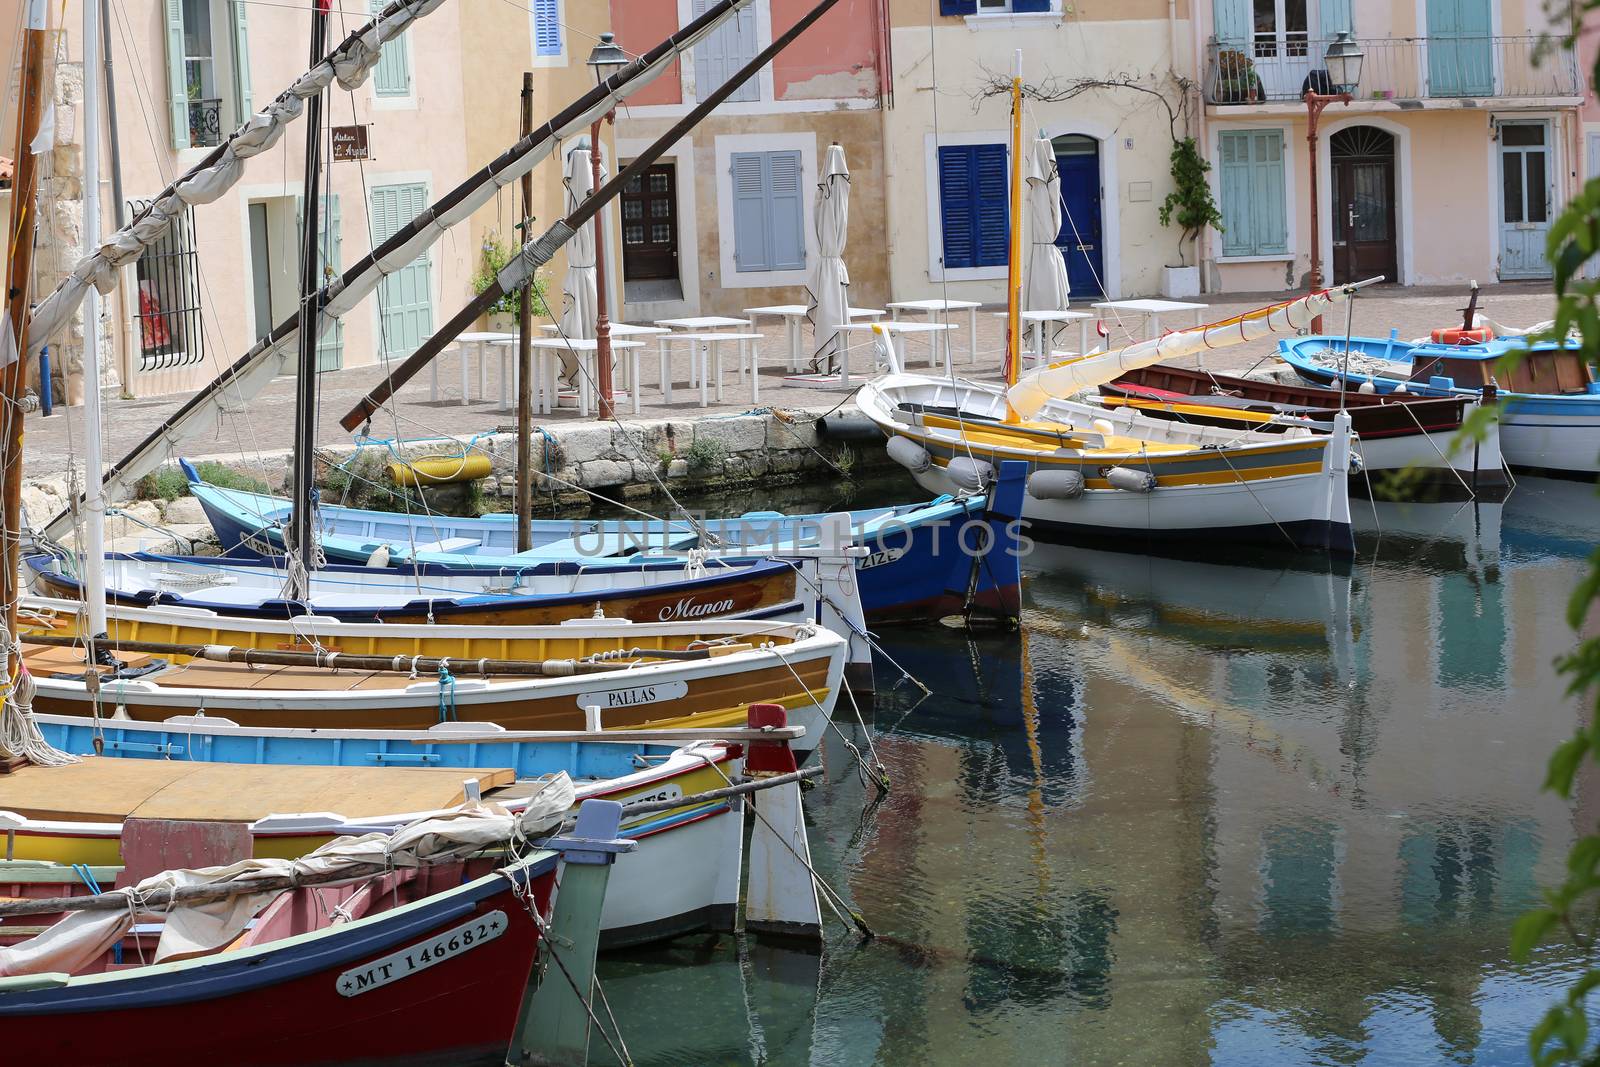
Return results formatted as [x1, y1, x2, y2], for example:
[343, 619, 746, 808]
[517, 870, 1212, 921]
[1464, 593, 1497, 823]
[809, 143, 850, 372]
[1024, 138, 1070, 314]
[559, 141, 604, 383]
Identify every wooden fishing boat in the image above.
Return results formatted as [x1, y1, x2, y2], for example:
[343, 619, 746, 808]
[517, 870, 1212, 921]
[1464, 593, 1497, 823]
[1097, 365, 1506, 492]
[177, 460, 1030, 624]
[27, 551, 818, 626]
[14, 606, 844, 750]
[0, 730, 747, 948]
[1278, 334, 1600, 475]
[0, 847, 565, 1066]
[859, 372, 1356, 556]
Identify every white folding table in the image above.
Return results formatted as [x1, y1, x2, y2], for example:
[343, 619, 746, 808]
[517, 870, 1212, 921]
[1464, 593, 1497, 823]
[743, 305, 887, 371]
[528, 338, 645, 416]
[651, 333, 765, 406]
[1090, 299, 1208, 344]
[534, 323, 670, 397]
[887, 299, 982, 368]
[839, 321, 955, 379]
[991, 310, 1096, 361]
[437, 331, 515, 406]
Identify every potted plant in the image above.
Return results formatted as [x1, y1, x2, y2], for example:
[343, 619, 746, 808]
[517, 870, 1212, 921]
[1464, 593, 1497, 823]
[1214, 49, 1264, 105]
[1157, 137, 1223, 299]
[474, 231, 551, 333]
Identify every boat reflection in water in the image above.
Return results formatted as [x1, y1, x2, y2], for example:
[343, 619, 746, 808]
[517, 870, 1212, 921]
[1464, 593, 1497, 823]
[596, 477, 1597, 1065]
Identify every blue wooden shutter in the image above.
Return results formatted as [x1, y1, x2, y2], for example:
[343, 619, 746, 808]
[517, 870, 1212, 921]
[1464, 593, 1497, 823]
[229, 0, 252, 124]
[938, 145, 1010, 270]
[1249, 132, 1287, 253]
[938, 147, 976, 269]
[940, 0, 978, 13]
[1218, 131, 1254, 256]
[1012, 0, 1053, 11]
[731, 152, 770, 272]
[1213, 0, 1251, 45]
[766, 151, 805, 271]
[165, 0, 190, 150]
[371, 184, 433, 359]
[973, 144, 1010, 267]
[533, 0, 562, 57]
[373, 0, 412, 96]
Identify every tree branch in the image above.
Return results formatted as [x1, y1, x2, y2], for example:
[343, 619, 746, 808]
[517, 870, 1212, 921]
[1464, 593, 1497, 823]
[967, 68, 1194, 143]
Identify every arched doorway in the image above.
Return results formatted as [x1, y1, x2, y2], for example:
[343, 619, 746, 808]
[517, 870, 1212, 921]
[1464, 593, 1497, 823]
[1330, 126, 1398, 285]
[1051, 134, 1104, 297]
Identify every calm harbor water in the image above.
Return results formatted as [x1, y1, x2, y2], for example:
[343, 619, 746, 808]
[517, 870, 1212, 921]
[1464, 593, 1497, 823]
[596, 474, 1599, 1066]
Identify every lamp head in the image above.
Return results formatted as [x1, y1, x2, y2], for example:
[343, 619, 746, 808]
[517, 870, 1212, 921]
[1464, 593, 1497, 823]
[1323, 32, 1365, 94]
[587, 32, 628, 86]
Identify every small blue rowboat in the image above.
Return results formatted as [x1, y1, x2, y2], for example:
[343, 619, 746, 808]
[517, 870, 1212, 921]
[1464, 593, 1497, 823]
[175, 458, 1030, 622]
[1278, 334, 1600, 475]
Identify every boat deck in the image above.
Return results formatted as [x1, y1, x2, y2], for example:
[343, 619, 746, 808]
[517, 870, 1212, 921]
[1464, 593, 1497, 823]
[0, 756, 516, 822]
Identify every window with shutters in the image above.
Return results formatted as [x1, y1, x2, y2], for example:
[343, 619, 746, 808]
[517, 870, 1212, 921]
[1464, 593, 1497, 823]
[369, 182, 435, 361]
[936, 144, 1010, 270]
[729, 150, 805, 273]
[531, 0, 564, 63]
[372, 0, 412, 98]
[165, 0, 245, 149]
[691, 0, 761, 103]
[1217, 129, 1289, 257]
[940, 0, 1057, 16]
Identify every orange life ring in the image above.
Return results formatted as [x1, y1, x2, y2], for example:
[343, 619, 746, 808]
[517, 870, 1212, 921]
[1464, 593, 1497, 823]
[1430, 326, 1494, 345]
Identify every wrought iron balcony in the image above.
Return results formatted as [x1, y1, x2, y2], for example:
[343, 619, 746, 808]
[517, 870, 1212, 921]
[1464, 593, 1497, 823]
[187, 97, 224, 148]
[1205, 35, 1580, 106]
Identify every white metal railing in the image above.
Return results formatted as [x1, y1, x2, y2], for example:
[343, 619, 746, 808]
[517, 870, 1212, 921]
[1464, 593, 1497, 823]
[1206, 35, 1580, 105]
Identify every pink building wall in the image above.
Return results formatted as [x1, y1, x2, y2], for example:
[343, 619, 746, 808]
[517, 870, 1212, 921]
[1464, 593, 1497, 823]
[609, 0, 883, 105]
[1581, 11, 1600, 122]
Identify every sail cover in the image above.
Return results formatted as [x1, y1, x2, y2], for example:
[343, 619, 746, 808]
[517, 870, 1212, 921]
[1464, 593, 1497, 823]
[1006, 281, 1373, 420]
[41, 0, 758, 542]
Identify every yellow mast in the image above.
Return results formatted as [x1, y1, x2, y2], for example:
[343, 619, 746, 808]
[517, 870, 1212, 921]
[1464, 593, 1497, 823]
[1004, 50, 1024, 423]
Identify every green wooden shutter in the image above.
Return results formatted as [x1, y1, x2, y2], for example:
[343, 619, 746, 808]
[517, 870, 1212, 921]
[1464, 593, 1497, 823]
[1319, 0, 1353, 39]
[165, 0, 190, 150]
[1218, 132, 1254, 256]
[1213, 0, 1251, 45]
[372, 0, 412, 97]
[1218, 131, 1286, 256]
[296, 195, 345, 371]
[371, 183, 433, 359]
[230, 0, 252, 124]
[1249, 131, 1287, 254]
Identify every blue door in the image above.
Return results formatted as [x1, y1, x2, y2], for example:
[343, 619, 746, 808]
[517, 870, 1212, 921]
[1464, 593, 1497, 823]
[1053, 136, 1104, 298]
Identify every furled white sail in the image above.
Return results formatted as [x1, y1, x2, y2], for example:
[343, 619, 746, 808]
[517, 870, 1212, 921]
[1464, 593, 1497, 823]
[40, 0, 758, 542]
[1006, 279, 1377, 420]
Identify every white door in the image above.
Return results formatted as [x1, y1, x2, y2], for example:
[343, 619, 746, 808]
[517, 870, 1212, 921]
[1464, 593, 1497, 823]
[1498, 122, 1552, 280]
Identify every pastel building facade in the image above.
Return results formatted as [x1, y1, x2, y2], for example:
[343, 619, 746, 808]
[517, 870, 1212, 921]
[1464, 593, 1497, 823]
[606, 0, 890, 321]
[1198, 0, 1582, 291]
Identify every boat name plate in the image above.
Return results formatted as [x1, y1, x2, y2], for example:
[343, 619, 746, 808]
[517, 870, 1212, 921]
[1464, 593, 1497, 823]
[335, 909, 507, 997]
[576, 680, 689, 711]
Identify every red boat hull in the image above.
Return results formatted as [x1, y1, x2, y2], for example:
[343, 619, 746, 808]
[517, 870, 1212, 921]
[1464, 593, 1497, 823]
[1, 864, 556, 1066]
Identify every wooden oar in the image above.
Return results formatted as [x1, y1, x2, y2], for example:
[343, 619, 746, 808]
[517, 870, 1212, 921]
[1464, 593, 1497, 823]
[22, 634, 725, 677]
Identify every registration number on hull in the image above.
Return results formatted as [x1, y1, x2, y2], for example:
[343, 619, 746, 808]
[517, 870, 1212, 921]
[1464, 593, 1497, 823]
[336, 909, 507, 997]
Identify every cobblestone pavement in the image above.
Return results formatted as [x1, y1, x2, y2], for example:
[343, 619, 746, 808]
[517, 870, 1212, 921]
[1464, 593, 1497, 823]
[23, 280, 1557, 476]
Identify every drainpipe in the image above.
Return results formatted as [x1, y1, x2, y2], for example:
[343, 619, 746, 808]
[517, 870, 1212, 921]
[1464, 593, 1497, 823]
[878, 0, 896, 305]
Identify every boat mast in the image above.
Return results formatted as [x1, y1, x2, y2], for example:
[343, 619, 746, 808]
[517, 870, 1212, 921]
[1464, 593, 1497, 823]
[1003, 50, 1024, 423]
[81, 0, 112, 661]
[1, 0, 51, 650]
[288, 0, 332, 597]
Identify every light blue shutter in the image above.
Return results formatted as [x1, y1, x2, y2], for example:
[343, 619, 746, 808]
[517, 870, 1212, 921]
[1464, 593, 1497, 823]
[372, 0, 412, 97]
[731, 152, 770, 272]
[1250, 132, 1287, 253]
[766, 151, 805, 271]
[296, 195, 345, 370]
[533, 0, 562, 57]
[974, 143, 1010, 267]
[1218, 131, 1254, 256]
[694, 0, 759, 103]
[1319, 0, 1353, 39]
[938, 147, 976, 269]
[165, 0, 190, 150]
[229, 0, 252, 124]
[1213, 0, 1251, 45]
[371, 184, 434, 359]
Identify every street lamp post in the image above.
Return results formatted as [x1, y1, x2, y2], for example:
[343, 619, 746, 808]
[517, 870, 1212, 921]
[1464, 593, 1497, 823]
[1304, 31, 1365, 333]
[586, 32, 628, 420]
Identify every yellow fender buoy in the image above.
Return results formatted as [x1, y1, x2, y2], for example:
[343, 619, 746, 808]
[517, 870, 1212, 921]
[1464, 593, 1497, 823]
[388, 453, 493, 487]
